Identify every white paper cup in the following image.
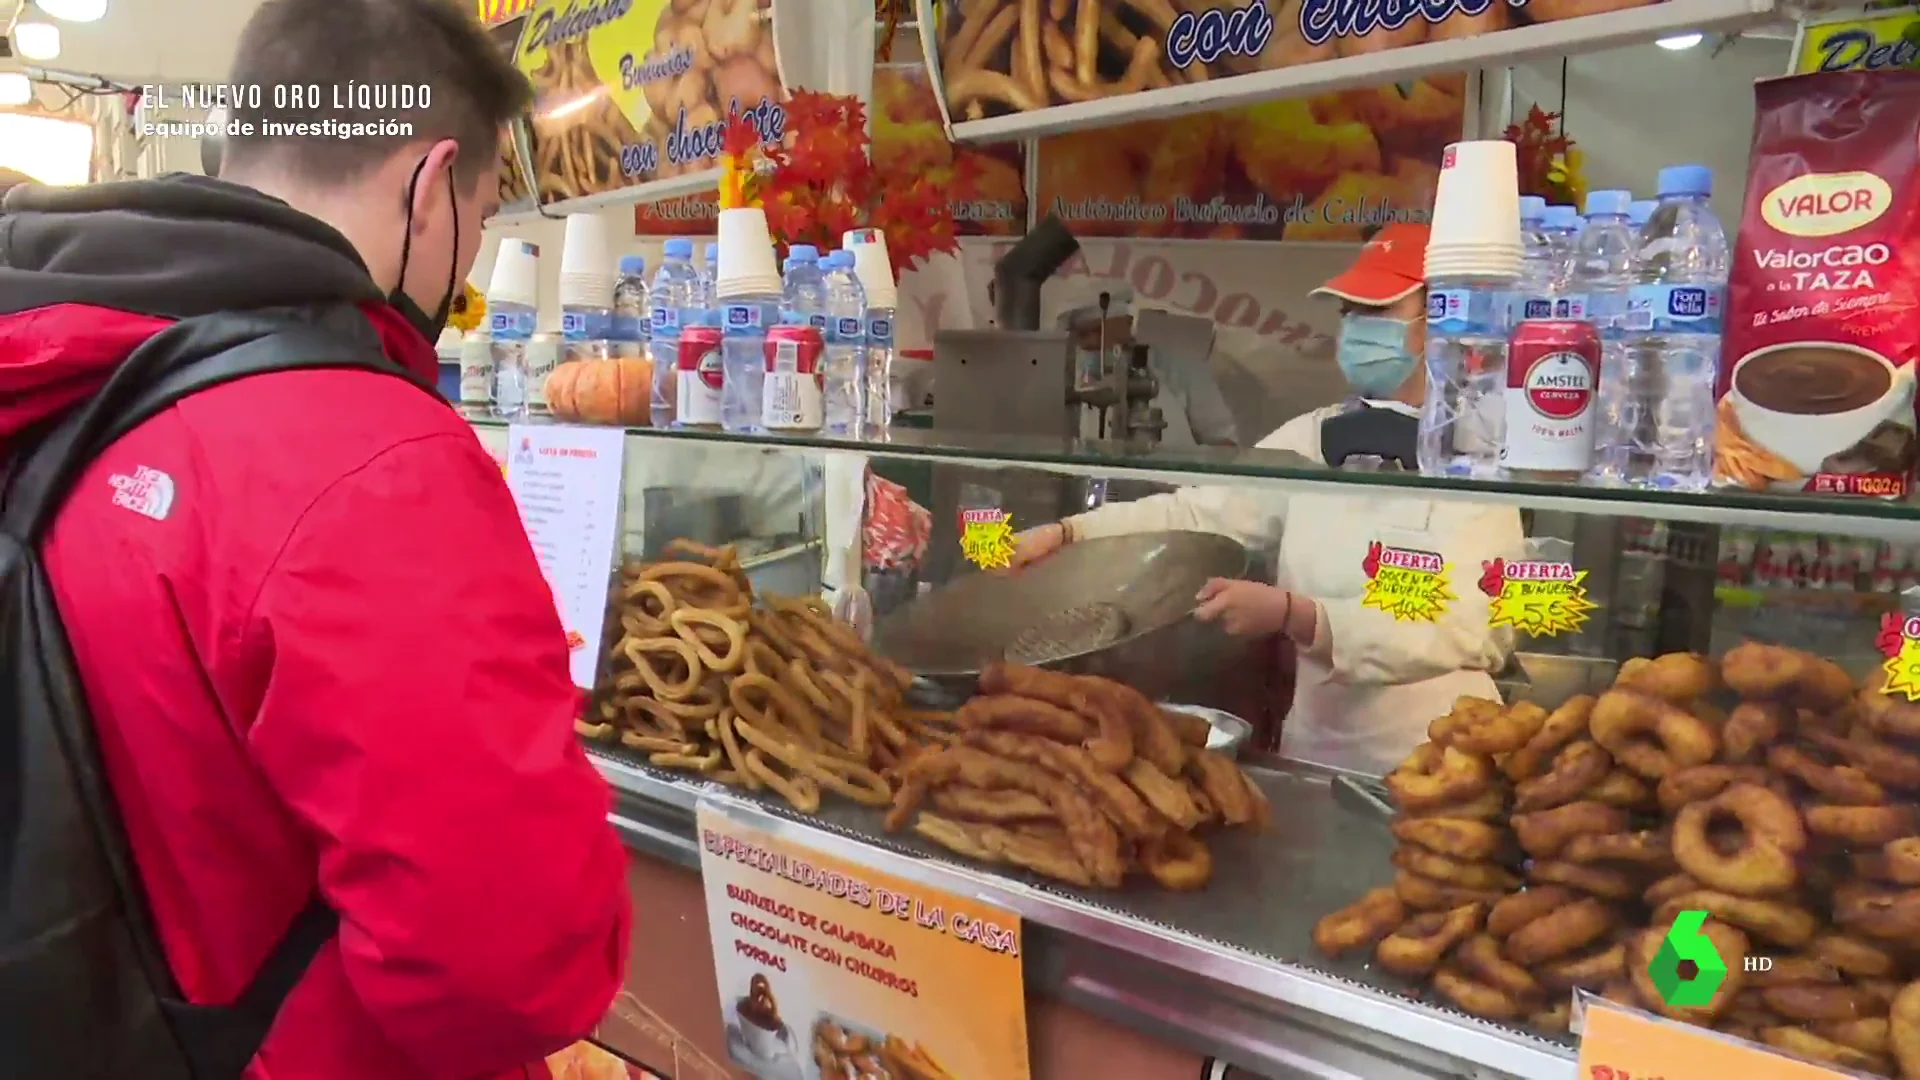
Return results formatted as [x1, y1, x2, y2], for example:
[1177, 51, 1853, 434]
[561, 213, 611, 274]
[1429, 140, 1521, 250]
[843, 227, 899, 308]
[1424, 257, 1522, 281]
[487, 239, 539, 307]
[715, 207, 782, 299]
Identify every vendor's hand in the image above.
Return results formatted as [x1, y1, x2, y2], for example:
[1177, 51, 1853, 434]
[1193, 578, 1296, 638]
[1004, 523, 1067, 572]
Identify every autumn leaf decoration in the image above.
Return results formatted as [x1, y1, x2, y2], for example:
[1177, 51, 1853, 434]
[1503, 105, 1588, 209]
[718, 111, 766, 211]
[743, 89, 976, 281]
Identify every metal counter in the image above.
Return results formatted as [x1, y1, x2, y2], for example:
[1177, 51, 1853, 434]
[594, 748, 1579, 1080]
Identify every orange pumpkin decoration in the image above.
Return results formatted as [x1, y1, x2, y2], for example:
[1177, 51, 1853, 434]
[545, 355, 652, 425]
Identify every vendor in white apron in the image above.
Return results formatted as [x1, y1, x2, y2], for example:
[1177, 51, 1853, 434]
[1010, 225, 1525, 775]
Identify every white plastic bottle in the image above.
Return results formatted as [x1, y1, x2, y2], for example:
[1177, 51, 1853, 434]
[487, 240, 539, 420]
[1419, 270, 1515, 478]
[781, 244, 827, 332]
[720, 293, 780, 434]
[648, 238, 701, 428]
[559, 275, 613, 377]
[1629, 199, 1656, 233]
[1575, 190, 1640, 485]
[1511, 195, 1552, 324]
[1620, 164, 1730, 491]
[1539, 205, 1584, 318]
[844, 229, 899, 437]
[821, 250, 868, 436]
[612, 255, 649, 364]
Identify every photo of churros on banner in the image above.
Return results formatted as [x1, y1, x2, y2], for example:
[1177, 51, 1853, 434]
[933, 0, 1661, 120]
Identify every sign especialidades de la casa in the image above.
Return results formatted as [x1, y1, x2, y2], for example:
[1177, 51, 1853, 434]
[136, 83, 432, 140]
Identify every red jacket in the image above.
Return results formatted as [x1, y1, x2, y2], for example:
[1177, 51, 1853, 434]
[0, 176, 628, 1079]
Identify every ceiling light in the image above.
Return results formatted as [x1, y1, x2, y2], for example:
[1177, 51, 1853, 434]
[0, 72, 32, 106]
[13, 22, 60, 61]
[35, 0, 107, 23]
[1657, 32, 1704, 50]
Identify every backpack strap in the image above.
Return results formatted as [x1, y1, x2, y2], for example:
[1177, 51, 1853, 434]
[1, 310, 439, 1078]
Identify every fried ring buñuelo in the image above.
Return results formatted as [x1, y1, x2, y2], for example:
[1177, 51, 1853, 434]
[1389, 816, 1511, 861]
[1626, 918, 1749, 1022]
[1374, 902, 1484, 977]
[1722, 701, 1788, 764]
[1312, 886, 1406, 958]
[1513, 740, 1612, 812]
[1391, 870, 1506, 911]
[1721, 641, 1855, 711]
[1454, 933, 1541, 1001]
[1487, 885, 1578, 940]
[1389, 846, 1521, 891]
[1513, 800, 1628, 859]
[1804, 803, 1919, 846]
[1536, 940, 1625, 991]
[1671, 782, 1806, 896]
[1888, 981, 1920, 1080]
[1590, 690, 1718, 779]
[1758, 1026, 1889, 1074]
[1529, 859, 1645, 902]
[1385, 744, 1494, 811]
[1140, 830, 1214, 891]
[1834, 883, 1920, 940]
[1431, 965, 1526, 1021]
[1615, 652, 1716, 704]
[1502, 895, 1616, 966]
[1561, 827, 1673, 867]
[1769, 741, 1886, 806]
[1652, 889, 1819, 948]
[1656, 763, 1781, 815]
[1501, 695, 1593, 782]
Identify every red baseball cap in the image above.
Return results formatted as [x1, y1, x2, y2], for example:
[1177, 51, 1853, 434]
[1311, 223, 1430, 306]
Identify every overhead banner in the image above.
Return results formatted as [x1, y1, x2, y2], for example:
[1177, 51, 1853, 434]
[925, 0, 1665, 136]
[1035, 75, 1462, 242]
[635, 65, 1028, 238]
[1791, 5, 1920, 73]
[512, 0, 786, 207]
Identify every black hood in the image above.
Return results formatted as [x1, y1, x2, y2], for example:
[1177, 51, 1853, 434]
[0, 173, 383, 319]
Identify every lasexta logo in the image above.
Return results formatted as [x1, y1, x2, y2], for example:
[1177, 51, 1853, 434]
[1648, 911, 1727, 1008]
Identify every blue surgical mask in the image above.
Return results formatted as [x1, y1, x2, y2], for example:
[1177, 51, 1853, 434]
[1336, 314, 1417, 397]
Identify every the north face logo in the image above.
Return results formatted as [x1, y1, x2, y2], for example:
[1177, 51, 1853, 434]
[109, 466, 175, 521]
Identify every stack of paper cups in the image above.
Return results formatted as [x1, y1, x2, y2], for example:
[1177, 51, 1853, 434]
[488, 238, 539, 306]
[1425, 139, 1523, 281]
[842, 227, 898, 308]
[714, 207, 782, 299]
[558, 213, 615, 308]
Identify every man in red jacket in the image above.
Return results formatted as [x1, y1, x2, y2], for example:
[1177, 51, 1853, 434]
[0, 0, 629, 1077]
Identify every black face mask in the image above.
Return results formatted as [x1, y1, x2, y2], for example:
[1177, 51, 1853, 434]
[391, 155, 460, 343]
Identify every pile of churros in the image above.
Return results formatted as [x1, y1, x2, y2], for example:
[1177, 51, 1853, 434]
[883, 662, 1270, 891]
[812, 1020, 954, 1080]
[577, 540, 954, 814]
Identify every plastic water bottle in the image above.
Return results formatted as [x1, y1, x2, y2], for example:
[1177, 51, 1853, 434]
[1629, 199, 1656, 232]
[613, 255, 649, 364]
[1576, 190, 1641, 485]
[702, 242, 720, 306]
[648, 238, 701, 428]
[1510, 195, 1553, 324]
[1419, 272, 1514, 478]
[721, 292, 781, 433]
[1540, 206, 1584, 317]
[1618, 164, 1730, 491]
[559, 273, 614, 377]
[487, 240, 539, 420]
[781, 244, 828, 333]
[821, 250, 868, 436]
[864, 297, 897, 437]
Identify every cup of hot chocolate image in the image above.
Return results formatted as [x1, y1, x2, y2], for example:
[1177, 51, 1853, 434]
[734, 972, 792, 1060]
[1726, 340, 1913, 475]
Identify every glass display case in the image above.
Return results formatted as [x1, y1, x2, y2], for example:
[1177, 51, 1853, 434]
[492, 417, 1920, 1080]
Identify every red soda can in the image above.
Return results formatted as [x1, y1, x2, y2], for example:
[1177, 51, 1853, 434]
[674, 324, 724, 427]
[762, 324, 825, 431]
[1503, 318, 1602, 480]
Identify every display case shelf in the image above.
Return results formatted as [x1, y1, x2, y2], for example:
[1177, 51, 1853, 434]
[473, 417, 1920, 541]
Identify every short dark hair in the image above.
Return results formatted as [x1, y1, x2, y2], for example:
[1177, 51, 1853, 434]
[221, 0, 532, 185]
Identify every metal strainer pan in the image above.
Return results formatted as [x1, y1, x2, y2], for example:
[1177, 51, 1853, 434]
[873, 530, 1250, 699]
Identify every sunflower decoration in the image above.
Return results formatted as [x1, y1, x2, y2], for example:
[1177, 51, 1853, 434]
[448, 280, 486, 334]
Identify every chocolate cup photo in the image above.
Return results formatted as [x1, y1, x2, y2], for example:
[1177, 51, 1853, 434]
[735, 976, 790, 1060]
[1727, 340, 1912, 475]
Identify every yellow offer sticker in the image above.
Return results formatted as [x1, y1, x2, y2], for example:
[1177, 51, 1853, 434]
[1360, 541, 1454, 623]
[960, 508, 1016, 571]
[1482, 558, 1596, 637]
[1880, 614, 1920, 702]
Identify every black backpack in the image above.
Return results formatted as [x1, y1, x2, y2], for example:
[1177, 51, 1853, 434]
[1, 311, 436, 1078]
